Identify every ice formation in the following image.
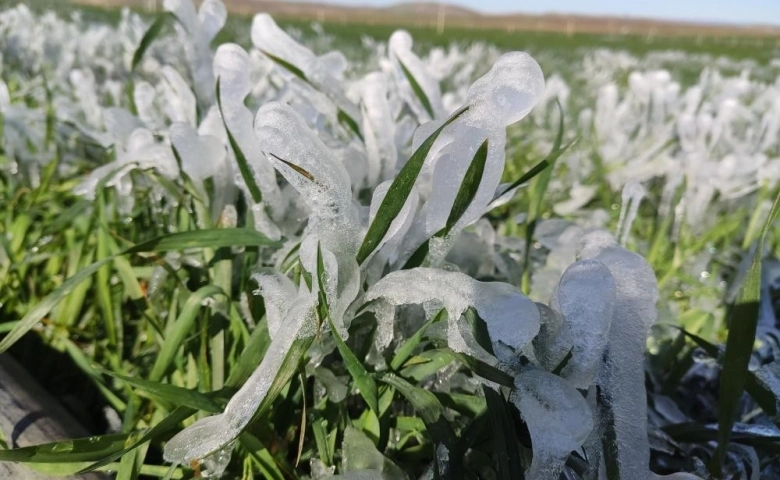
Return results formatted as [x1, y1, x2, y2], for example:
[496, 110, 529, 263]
[365, 268, 540, 361]
[511, 369, 594, 480]
[578, 230, 659, 479]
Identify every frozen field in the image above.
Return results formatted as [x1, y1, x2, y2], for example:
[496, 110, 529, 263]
[0, 1, 779, 479]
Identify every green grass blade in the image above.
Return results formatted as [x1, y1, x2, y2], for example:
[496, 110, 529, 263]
[483, 386, 523, 480]
[149, 285, 227, 382]
[101, 370, 222, 413]
[377, 373, 456, 447]
[1, 229, 278, 353]
[0, 434, 129, 464]
[390, 308, 446, 370]
[78, 406, 197, 474]
[442, 139, 488, 237]
[132, 13, 171, 70]
[318, 243, 379, 415]
[397, 58, 435, 119]
[216, 77, 264, 203]
[712, 191, 780, 475]
[356, 106, 468, 265]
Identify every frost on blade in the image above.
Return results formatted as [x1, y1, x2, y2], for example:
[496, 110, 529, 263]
[214, 44, 283, 216]
[254, 102, 360, 257]
[163, 286, 318, 465]
[359, 72, 398, 186]
[577, 230, 659, 479]
[169, 122, 232, 220]
[616, 180, 647, 246]
[252, 270, 297, 340]
[511, 369, 593, 480]
[251, 13, 359, 125]
[389, 30, 445, 122]
[533, 259, 615, 388]
[365, 268, 539, 360]
[163, 0, 225, 108]
[401, 52, 545, 266]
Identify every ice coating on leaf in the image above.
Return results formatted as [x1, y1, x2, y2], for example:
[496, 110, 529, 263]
[161, 66, 197, 126]
[163, 285, 318, 464]
[577, 230, 659, 479]
[616, 180, 647, 246]
[169, 122, 231, 221]
[366, 180, 419, 267]
[365, 268, 540, 360]
[214, 44, 283, 216]
[511, 369, 593, 480]
[255, 102, 360, 256]
[251, 13, 359, 124]
[388, 30, 445, 122]
[533, 259, 616, 388]
[163, 0, 225, 109]
[75, 127, 178, 202]
[403, 52, 544, 263]
[359, 73, 398, 186]
[252, 270, 297, 340]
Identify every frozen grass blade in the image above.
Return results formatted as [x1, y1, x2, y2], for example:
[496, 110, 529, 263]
[712, 190, 780, 475]
[318, 243, 379, 415]
[357, 106, 469, 265]
[443, 139, 488, 237]
[132, 13, 172, 70]
[398, 58, 435, 119]
[78, 407, 197, 474]
[216, 77, 264, 203]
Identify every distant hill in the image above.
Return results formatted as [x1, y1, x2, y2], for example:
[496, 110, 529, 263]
[73, 0, 780, 38]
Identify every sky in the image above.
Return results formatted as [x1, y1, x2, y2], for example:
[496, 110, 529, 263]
[303, 0, 780, 26]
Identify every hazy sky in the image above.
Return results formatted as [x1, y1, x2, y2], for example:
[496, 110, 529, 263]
[303, 0, 780, 25]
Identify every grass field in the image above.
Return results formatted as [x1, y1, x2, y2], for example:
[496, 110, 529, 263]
[1, 0, 780, 479]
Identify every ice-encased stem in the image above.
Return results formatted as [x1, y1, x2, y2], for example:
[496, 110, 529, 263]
[163, 289, 317, 464]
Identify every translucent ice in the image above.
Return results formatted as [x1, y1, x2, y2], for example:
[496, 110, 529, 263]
[577, 230, 659, 479]
[214, 43, 283, 216]
[401, 52, 545, 265]
[533, 259, 616, 388]
[251, 13, 359, 124]
[254, 102, 360, 257]
[163, 284, 318, 464]
[365, 268, 540, 361]
[163, 0, 226, 109]
[511, 369, 593, 480]
[388, 30, 445, 122]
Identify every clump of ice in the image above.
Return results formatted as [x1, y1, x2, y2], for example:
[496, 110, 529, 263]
[365, 268, 540, 361]
[163, 284, 318, 464]
[511, 369, 593, 480]
[533, 258, 616, 388]
[577, 230, 659, 479]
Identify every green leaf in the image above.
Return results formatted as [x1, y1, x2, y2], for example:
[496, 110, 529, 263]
[377, 373, 456, 447]
[0, 434, 129, 464]
[397, 58, 435, 119]
[318, 243, 379, 415]
[0, 229, 279, 353]
[448, 349, 515, 387]
[261, 50, 308, 83]
[483, 386, 524, 480]
[390, 308, 446, 371]
[101, 370, 222, 413]
[132, 13, 172, 70]
[356, 106, 468, 265]
[712, 190, 780, 475]
[443, 139, 488, 237]
[79, 406, 197, 474]
[149, 285, 228, 382]
[216, 77, 264, 203]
